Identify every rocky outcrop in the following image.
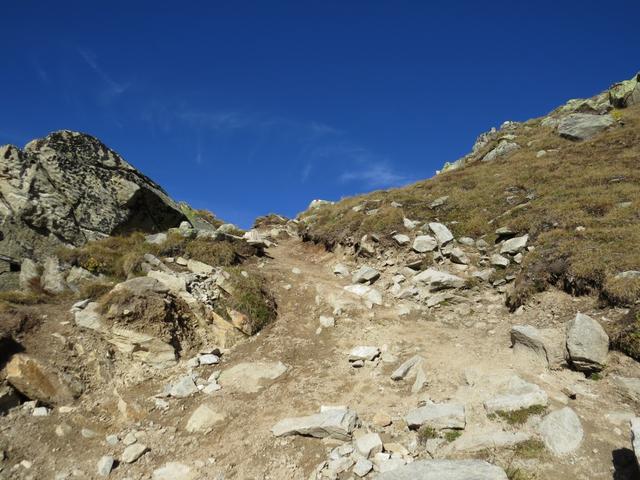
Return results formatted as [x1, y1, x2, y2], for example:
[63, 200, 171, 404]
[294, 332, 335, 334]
[376, 460, 508, 480]
[566, 313, 609, 372]
[0, 130, 186, 268]
[557, 113, 614, 141]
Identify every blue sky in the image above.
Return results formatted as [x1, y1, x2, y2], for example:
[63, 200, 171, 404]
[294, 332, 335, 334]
[2, 1, 639, 228]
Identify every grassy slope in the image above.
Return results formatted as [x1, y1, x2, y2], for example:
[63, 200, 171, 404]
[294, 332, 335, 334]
[301, 103, 640, 307]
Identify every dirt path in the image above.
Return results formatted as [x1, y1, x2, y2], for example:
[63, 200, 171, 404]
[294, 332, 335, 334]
[2, 237, 640, 479]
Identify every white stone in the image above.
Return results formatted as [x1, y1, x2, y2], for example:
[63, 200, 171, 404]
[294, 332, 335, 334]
[186, 404, 225, 433]
[97, 456, 114, 477]
[121, 443, 148, 463]
[412, 235, 437, 253]
[355, 432, 383, 458]
[152, 462, 196, 480]
[376, 460, 508, 480]
[271, 408, 358, 441]
[319, 316, 335, 328]
[500, 235, 528, 255]
[405, 403, 465, 430]
[538, 407, 584, 455]
[428, 222, 454, 245]
[349, 346, 380, 361]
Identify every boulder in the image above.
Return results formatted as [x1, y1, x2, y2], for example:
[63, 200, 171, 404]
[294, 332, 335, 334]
[510, 325, 567, 369]
[405, 403, 465, 430]
[218, 361, 287, 393]
[376, 460, 508, 480]
[557, 113, 614, 141]
[566, 313, 609, 372]
[412, 269, 465, 290]
[352, 265, 380, 284]
[412, 235, 437, 253]
[121, 443, 148, 463]
[0, 132, 185, 265]
[391, 355, 423, 380]
[612, 376, 640, 403]
[5, 354, 79, 405]
[449, 430, 531, 453]
[538, 407, 583, 455]
[348, 346, 380, 361]
[448, 247, 470, 265]
[609, 73, 640, 108]
[482, 141, 520, 162]
[490, 254, 510, 268]
[271, 408, 358, 440]
[428, 223, 454, 246]
[500, 235, 528, 255]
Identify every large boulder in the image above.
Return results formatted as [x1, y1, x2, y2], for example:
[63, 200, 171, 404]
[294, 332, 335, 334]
[376, 460, 508, 480]
[482, 140, 520, 162]
[510, 325, 567, 369]
[411, 269, 465, 290]
[609, 73, 640, 108]
[557, 113, 614, 141]
[5, 354, 80, 405]
[566, 313, 609, 372]
[0, 131, 186, 265]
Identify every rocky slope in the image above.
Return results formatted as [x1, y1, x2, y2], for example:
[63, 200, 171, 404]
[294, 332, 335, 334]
[0, 130, 186, 288]
[1, 74, 640, 480]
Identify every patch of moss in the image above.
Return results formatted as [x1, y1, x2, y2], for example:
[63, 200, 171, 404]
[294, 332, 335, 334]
[444, 430, 462, 442]
[513, 439, 545, 459]
[417, 425, 437, 444]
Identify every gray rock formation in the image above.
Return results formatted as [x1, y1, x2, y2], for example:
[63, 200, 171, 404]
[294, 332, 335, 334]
[271, 408, 358, 440]
[0, 131, 185, 275]
[482, 140, 520, 162]
[538, 407, 584, 455]
[405, 403, 466, 430]
[557, 113, 614, 141]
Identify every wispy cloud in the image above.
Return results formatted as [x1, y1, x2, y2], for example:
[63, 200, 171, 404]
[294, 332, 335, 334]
[30, 58, 49, 84]
[78, 48, 130, 101]
[339, 162, 409, 188]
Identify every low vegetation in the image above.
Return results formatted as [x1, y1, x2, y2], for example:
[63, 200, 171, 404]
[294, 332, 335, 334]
[513, 439, 546, 459]
[490, 405, 547, 426]
[58, 232, 257, 280]
[610, 305, 640, 361]
[301, 103, 640, 307]
[417, 425, 437, 444]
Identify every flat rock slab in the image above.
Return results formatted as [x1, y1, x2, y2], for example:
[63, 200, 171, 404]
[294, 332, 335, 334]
[557, 113, 614, 141]
[272, 408, 358, 441]
[5, 354, 78, 405]
[153, 462, 196, 480]
[376, 459, 508, 480]
[405, 403, 465, 430]
[186, 404, 226, 432]
[538, 407, 583, 455]
[411, 269, 465, 290]
[218, 361, 287, 393]
[391, 355, 423, 380]
[349, 346, 380, 362]
[484, 376, 548, 413]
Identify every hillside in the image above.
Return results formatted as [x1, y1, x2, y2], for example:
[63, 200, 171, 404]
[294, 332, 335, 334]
[0, 74, 640, 480]
[300, 74, 640, 310]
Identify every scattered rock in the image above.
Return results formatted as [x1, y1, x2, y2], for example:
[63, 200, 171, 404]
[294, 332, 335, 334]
[405, 403, 465, 430]
[97, 456, 114, 477]
[500, 235, 528, 255]
[333, 264, 350, 277]
[352, 265, 380, 284]
[348, 346, 380, 362]
[121, 443, 148, 464]
[271, 408, 358, 440]
[18, 258, 40, 290]
[319, 316, 335, 328]
[412, 235, 437, 253]
[510, 325, 567, 369]
[538, 407, 584, 455]
[393, 234, 410, 246]
[355, 432, 383, 458]
[482, 141, 520, 162]
[344, 284, 383, 306]
[353, 458, 373, 477]
[373, 411, 392, 427]
[566, 313, 609, 372]
[167, 376, 198, 398]
[428, 222, 454, 245]
[412, 269, 465, 290]
[391, 355, 423, 380]
[490, 254, 510, 268]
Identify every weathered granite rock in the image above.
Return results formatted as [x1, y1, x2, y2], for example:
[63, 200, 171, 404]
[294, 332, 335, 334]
[566, 313, 609, 372]
[510, 325, 567, 369]
[631, 417, 640, 468]
[449, 430, 530, 453]
[352, 265, 380, 284]
[538, 407, 583, 455]
[557, 113, 614, 141]
[428, 223, 454, 245]
[391, 355, 423, 380]
[5, 354, 79, 405]
[376, 459, 508, 480]
[405, 403, 465, 430]
[412, 235, 437, 253]
[500, 235, 528, 255]
[152, 463, 196, 480]
[0, 131, 185, 267]
[121, 443, 148, 463]
[271, 408, 358, 440]
[482, 141, 520, 162]
[412, 269, 465, 290]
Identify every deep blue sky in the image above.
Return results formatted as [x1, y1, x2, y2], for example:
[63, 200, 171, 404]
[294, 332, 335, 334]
[2, 1, 639, 227]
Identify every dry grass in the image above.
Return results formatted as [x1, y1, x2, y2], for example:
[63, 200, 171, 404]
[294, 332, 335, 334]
[610, 306, 640, 361]
[301, 104, 640, 306]
[215, 267, 277, 334]
[490, 405, 547, 426]
[0, 290, 50, 305]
